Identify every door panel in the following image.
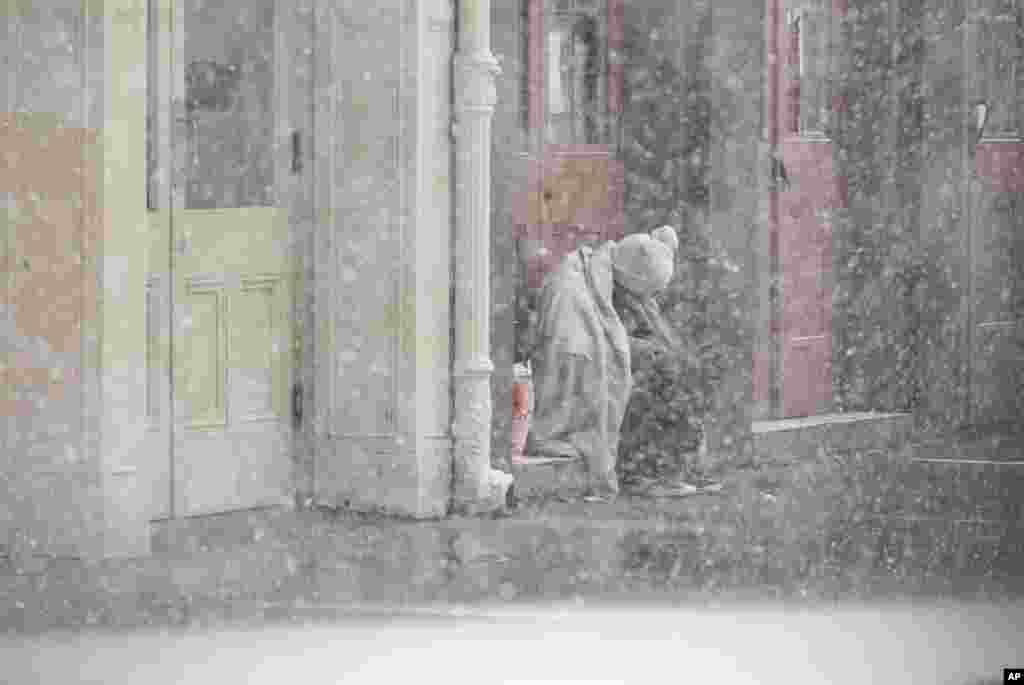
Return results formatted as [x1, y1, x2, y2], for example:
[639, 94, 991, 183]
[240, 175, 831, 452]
[324, 1, 402, 439]
[154, 0, 311, 516]
[778, 145, 834, 418]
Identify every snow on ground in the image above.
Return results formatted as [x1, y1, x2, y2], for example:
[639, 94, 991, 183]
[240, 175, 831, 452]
[1, 602, 1021, 685]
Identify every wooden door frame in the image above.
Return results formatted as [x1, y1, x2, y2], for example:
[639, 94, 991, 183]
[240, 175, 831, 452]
[99, 0, 154, 557]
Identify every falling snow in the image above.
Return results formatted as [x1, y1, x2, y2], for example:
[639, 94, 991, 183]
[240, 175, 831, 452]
[1, 2, 1023, 681]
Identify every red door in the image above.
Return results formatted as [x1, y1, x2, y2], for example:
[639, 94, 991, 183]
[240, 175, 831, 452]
[515, 0, 626, 292]
[767, 0, 845, 418]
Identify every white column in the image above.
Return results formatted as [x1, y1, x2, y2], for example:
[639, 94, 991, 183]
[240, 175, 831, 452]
[451, 0, 513, 513]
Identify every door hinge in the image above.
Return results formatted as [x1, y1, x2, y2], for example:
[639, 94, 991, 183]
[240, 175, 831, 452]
[291, 129, 303, 174]
[292, 381, 304, 427]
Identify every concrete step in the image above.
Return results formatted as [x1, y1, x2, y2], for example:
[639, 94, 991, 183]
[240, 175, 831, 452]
[509, 412, 916, 502]
[509, 457, 590, 500]
[900, 455, 1024, 521]
[912, 431, 1024, 463]
[752, 411, 915, 464]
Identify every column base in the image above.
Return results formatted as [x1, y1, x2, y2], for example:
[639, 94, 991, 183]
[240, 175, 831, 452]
[451, 467, 514, 516]
[451, 364, 515, 516]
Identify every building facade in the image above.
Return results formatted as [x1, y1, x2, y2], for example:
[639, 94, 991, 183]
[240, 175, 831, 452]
[2, 0, 1022, 561]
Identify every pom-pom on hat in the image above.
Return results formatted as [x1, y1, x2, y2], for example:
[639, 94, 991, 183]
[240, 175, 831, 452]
[651, 225, 679, 255]
[611, 232, 675, 297]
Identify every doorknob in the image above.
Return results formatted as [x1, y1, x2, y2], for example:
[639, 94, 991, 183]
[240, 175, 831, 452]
[292, 381, 303, 427]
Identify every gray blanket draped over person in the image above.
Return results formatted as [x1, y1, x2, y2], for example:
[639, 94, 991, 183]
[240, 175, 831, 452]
[524, 227, 678, 498]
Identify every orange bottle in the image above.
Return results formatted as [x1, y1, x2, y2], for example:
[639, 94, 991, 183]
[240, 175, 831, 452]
[510, 362, 531, 463]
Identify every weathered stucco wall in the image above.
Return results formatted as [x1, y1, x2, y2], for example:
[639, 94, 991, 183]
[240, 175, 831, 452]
[313, 0, 454, 518]
[2, 1, 107, 561]
[702, 0, 765, 462]
[3, 0, 152, 561]
[832, 0, 925, 419]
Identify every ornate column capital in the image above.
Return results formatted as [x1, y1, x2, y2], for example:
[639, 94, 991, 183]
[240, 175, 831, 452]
[454, 54, 500, 122]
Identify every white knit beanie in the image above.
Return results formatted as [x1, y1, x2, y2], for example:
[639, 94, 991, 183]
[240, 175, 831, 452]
[611, 233, 674, 297]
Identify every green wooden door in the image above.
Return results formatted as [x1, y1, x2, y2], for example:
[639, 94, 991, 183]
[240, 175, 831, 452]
[150, 0, 312, 516]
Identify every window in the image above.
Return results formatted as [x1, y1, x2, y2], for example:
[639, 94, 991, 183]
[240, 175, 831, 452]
[543, 0, 608, 145]
[789, 1, 831, 137]
[973, 0, 1021, 138]
[183, 0, 276, 209]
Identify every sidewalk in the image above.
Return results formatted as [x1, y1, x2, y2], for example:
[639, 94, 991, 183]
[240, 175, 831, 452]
[4, 601, 1023, 685]
[2, 431, 1023, 635]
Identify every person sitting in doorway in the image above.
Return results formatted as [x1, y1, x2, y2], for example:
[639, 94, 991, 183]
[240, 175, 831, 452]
[523, 225, 679, 502]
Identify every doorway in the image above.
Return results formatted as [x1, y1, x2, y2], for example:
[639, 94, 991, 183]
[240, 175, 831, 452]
[147, 0, 314, 518]
[768, 0, 841, 419]
[922, 0, 1024, 431]
[962, 0, 1024, 427]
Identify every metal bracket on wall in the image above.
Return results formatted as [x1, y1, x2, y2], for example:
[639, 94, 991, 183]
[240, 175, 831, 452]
[291, 130, 303, 174]
[292, 381, 303, 427]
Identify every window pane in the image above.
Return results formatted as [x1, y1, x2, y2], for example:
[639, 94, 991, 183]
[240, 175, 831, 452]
[184, 0, 275, 209]
[799, 3, 829, 136]
[544, 5, 607, 145]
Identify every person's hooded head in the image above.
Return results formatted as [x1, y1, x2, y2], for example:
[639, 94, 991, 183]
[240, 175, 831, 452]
[611, 226, 678, 298]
